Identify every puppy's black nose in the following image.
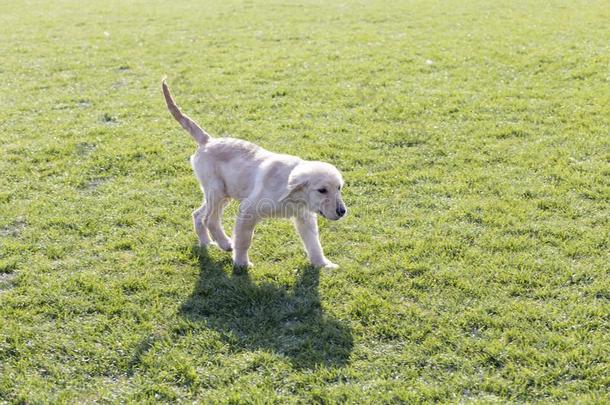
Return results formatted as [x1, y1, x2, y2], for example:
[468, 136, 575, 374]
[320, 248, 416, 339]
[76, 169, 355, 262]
[336, 206, 346, 217]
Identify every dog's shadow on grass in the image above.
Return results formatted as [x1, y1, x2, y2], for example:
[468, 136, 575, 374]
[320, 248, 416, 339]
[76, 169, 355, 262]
[178, 245, 353, 369]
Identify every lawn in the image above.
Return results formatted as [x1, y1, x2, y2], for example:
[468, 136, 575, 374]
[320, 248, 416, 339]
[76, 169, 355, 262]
[1, 0, 609, 402]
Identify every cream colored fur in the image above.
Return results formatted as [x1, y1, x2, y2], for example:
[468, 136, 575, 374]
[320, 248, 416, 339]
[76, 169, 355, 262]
[162, 80, 347, 268]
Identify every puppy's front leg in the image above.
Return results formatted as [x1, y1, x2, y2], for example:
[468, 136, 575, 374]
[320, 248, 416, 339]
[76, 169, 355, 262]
[293, 213, 338, 269]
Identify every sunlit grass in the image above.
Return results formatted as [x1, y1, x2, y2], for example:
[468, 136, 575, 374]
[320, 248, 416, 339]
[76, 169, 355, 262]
[1, 0, 608, 402]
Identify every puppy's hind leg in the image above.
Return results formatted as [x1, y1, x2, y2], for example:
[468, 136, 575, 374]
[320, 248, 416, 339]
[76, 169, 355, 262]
[193, 202, 213, 247]
[204, 187, 233, 251]
[232, 204, 257, 267]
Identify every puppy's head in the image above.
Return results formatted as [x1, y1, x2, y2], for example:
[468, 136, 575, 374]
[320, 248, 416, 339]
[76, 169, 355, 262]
[280, 161, 347, 220]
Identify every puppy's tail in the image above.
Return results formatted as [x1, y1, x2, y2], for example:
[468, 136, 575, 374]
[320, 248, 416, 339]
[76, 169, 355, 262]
[162, 78, 210, 145]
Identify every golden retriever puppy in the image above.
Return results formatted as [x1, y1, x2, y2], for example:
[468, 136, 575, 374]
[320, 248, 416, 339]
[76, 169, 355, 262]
[162, 80, 347, 268]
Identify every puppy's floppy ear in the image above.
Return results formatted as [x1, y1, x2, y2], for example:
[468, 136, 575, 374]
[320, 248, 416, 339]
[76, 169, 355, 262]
[279, 165, 309, 201]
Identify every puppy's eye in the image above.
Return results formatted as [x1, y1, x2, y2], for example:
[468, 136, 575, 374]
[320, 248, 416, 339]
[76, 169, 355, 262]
[317, 188, 327, 194]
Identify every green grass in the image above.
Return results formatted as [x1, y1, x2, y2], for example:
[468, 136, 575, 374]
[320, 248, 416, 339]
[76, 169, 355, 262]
[1, 0, 609, 402]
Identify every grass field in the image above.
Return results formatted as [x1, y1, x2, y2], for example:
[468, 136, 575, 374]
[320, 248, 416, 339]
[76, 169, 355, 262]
[1, 0, 609, 402]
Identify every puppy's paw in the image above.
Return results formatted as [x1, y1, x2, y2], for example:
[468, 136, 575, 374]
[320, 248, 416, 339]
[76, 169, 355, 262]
[312, 260, 339, 269]
[233, 260, 253, 269]
[198, 241, 218, 249]
[217, 240, 233, 252]
[215, 239, 233, 252]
